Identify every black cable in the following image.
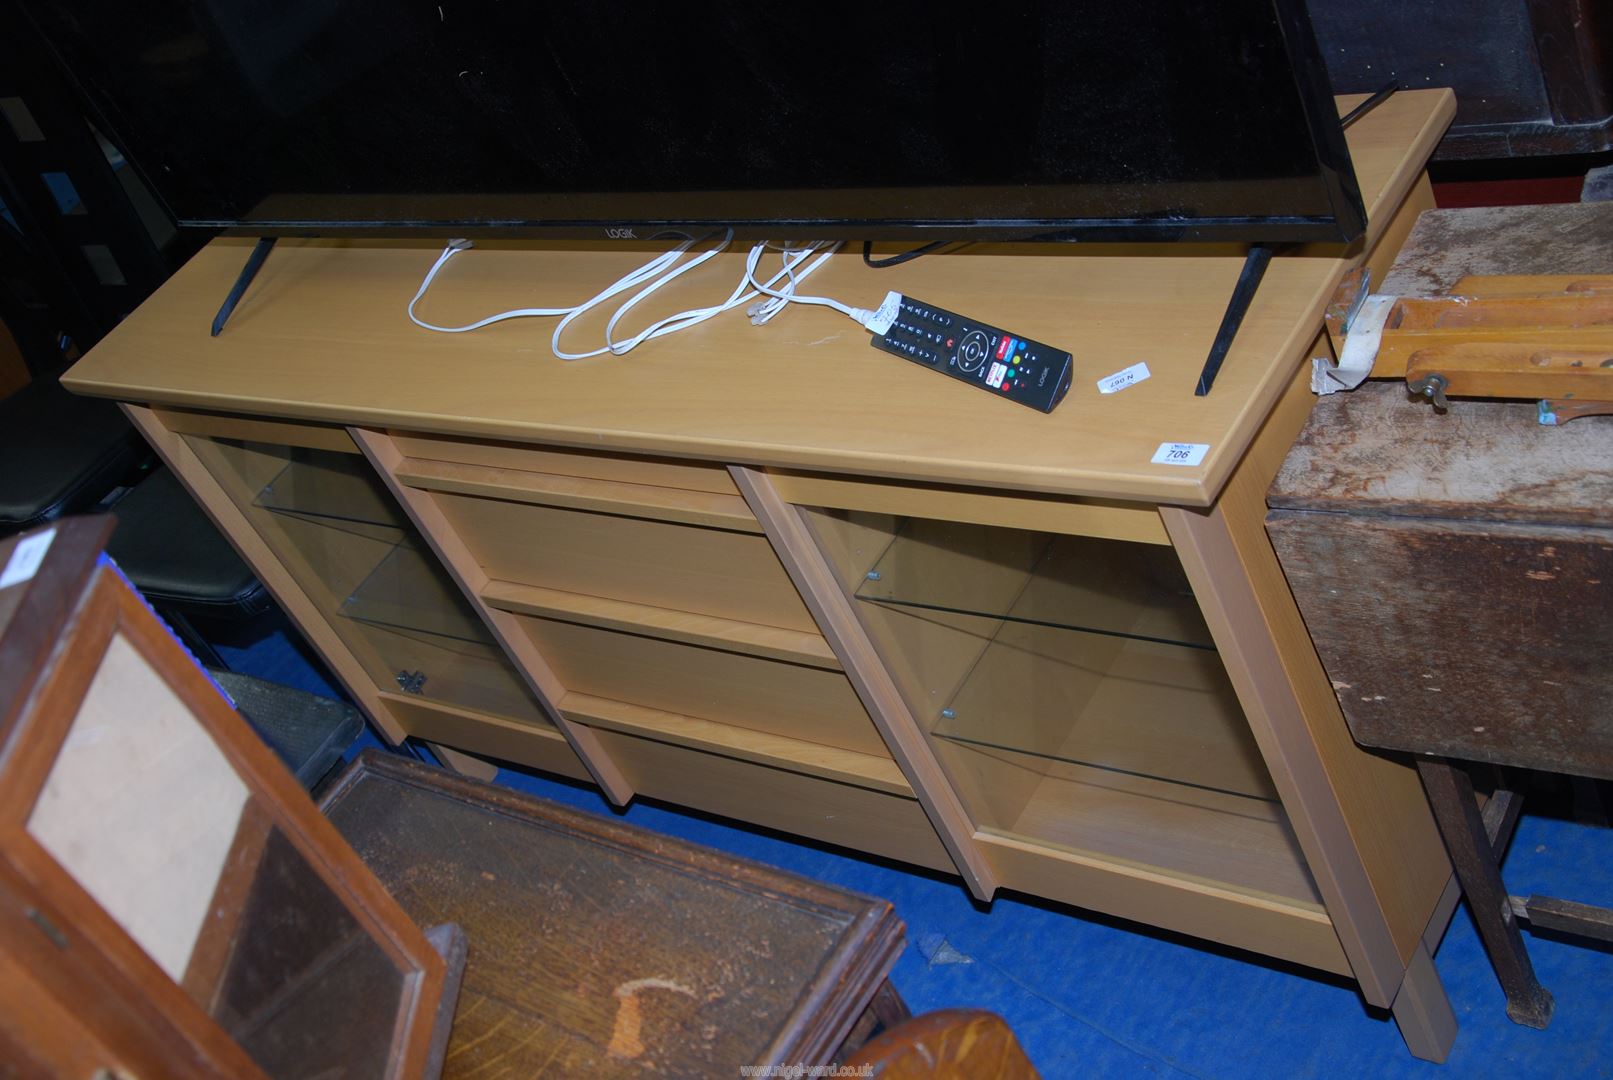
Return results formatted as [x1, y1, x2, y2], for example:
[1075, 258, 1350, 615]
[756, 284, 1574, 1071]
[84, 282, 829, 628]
[862, 239, 950, 268]
[1340, 81, 1398, 130]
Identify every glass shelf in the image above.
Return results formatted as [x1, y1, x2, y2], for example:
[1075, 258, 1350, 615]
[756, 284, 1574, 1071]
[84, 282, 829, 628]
[254, 453, 404, 542]
[932, 617, 1275, 804]
[855, 520, 1216, 652]
[339, 542, 488, 645]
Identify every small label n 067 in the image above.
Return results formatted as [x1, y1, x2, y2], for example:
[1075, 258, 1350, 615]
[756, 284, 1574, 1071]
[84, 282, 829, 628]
[1097, 362, 1150, 394]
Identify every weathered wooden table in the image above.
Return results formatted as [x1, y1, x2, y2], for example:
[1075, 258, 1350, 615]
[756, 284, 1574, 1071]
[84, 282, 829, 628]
[1267, 202, 1613, 1030]
[320, 751, 907, 1077]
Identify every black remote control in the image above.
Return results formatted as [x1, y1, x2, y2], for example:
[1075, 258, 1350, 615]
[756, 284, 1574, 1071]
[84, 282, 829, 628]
[870, 295, 1074, 413]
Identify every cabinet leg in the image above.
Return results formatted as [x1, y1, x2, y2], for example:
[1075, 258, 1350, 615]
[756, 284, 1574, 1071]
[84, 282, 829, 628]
[1417, 757, 1555, 1029]
[426, 742, 499, 782]
[1391, 941, 1457, 1063]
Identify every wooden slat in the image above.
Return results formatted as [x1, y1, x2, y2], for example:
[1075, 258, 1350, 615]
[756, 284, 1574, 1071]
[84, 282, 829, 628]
[978, 832, 1349, 976]
[376, 691, 593, 784]
[150, 408, 359, 453]
[589, 727, 954, 874]
[556, 691, 913, 797]
[731, 466, 999, 900]
[482, 580, 840, 669]
[1450, 273, 1613, 297]
[352, 427, 635, 805]
[1389, 293, 1613, 330]
[395, 457, 764, 532]
[1401, 341, 1613, 400]
[770, 471, 1171, 544]
[388, 431, 742, 494]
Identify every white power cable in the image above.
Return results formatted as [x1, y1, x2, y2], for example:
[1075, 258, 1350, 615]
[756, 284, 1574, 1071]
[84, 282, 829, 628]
[741, 241, 894, 332]
[407, 234, 875, 359]
[407, 239, 577, 332]
[602, 241, 830, 353]
[745, 242, 841, 325]
[550, 232, 734, 360]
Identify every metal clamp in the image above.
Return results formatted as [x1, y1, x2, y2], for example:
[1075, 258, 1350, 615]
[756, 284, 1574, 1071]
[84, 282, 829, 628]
[1408, 372, 1450, 410]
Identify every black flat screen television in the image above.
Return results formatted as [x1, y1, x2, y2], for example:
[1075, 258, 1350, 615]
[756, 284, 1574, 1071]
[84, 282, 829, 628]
[21, 0, 1366, 244]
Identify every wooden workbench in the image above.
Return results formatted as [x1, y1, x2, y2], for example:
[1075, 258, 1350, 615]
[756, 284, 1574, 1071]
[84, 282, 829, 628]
[65, 90, 1462, 1059]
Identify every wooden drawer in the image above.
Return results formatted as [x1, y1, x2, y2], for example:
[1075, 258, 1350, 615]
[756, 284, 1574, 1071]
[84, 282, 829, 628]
[513, 614, 888, 757]
[587, 727, 952, 873]
[430, 492, 817, 632]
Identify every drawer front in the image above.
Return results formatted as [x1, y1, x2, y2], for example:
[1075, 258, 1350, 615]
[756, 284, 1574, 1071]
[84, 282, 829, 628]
[434, 492, 818, 632]
[589, 727, 952, 873]
[516, 615, 888, 757]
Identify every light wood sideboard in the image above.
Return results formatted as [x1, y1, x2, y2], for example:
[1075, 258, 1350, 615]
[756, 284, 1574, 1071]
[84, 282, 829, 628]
[64, 91, 1463, 1060]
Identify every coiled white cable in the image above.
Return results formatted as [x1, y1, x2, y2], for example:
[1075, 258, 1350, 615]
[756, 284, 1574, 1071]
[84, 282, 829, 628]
[407, 234, 862, 358]
[741, 241, 886, 330]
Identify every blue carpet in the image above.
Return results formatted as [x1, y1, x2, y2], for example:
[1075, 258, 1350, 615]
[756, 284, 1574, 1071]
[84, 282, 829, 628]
[243, 614, 1612, 1078]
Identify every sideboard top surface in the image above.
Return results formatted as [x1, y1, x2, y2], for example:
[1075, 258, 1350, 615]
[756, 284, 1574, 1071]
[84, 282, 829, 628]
[64, 92, 1453, 507]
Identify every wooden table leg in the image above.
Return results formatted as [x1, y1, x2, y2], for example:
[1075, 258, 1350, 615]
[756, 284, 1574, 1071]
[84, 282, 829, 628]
[1416, 757, 1555, 1028]
[870, 980, 912, 1028]
[837, 981, 912, 1061]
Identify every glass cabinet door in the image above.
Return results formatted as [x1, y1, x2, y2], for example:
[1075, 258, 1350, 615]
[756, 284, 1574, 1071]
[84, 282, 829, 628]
[803, 508, 1319, 908]
[183, 433, 548, 726]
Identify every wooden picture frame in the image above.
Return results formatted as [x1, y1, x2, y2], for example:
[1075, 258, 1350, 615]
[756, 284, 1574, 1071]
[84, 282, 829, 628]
[0, 518, 459, 1079]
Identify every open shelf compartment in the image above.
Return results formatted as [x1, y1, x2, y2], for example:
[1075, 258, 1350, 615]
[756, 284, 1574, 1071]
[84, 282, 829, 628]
[811, 509, 1320, 908]
[187, 434, 549, 726]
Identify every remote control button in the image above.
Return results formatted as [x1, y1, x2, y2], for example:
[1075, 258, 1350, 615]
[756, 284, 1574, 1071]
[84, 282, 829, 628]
[957, 330, 990, 372]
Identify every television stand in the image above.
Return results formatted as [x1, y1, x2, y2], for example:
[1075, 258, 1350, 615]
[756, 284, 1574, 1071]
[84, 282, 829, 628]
[63, 90, 1466, 1062]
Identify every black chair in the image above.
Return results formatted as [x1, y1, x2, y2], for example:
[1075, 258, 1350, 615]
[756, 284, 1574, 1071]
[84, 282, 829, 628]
[209, 668, 365, 791]
[104, 465, 273, 669]
[0, 372, 145, 531]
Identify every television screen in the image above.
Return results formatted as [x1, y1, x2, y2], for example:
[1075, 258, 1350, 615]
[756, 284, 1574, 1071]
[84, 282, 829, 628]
[21, 0, 1365, 243]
